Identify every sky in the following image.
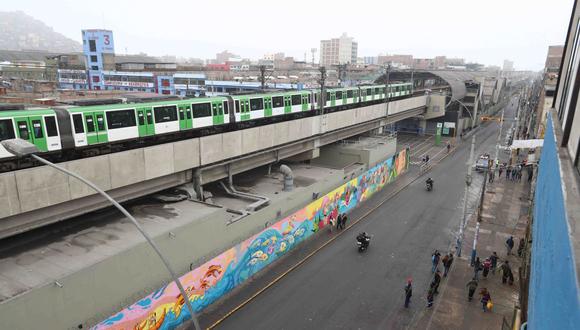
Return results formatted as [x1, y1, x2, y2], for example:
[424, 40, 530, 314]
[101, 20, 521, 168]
[3, 0, 574, 70]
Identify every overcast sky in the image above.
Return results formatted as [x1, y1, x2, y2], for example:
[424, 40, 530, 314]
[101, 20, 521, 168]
[4, 0, 574, 70]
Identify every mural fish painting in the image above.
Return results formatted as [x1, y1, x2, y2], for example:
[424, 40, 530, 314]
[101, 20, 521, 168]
[93, 148, 408, 330]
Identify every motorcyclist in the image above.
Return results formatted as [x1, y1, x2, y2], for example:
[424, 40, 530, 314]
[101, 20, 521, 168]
[357, 232, 370, 248]
[426, 177, 434, 189]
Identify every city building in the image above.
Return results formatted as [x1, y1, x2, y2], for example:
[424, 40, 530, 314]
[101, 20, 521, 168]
[215, 50, 240, 64]
[545, 45, 564, 74]
[319, 33, 358, 66]
[82, 29, 115, 90]
[527, 1, 580, 328]
[503, 59, 514, 71]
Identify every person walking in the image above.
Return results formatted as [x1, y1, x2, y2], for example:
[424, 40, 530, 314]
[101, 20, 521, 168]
[336, 213, 343, 230]
[498, 165, 504, 180]
[431, 250, 441, 273]
[404, 279, 413, 308]
[506, 236, 515, 256]
[426, 287, 435, 308]
[480, 288, 491, 312]
[500, 260, 512, 284]
[490, 252, 499, 275]
[443, 253, 454, 277]
[482, 258, 491, 278]
[446, 142, 451, 153]
[340, 213, 348, 230]
[466, 278, 478, 301]
[473, 257, 482, 280]
[431, 270, 442, 295]
[506, 165, 512, 180]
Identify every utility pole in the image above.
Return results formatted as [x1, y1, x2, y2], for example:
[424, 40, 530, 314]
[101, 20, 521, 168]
[457, 134, 476, 257]
[384, 64, 391, 131]
[259, 65, 266, 91]
[319, 66, 327, 113]
[471, 162, 488, 265]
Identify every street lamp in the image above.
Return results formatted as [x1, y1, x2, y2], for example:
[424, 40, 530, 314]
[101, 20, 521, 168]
[1, 138, 200, 330]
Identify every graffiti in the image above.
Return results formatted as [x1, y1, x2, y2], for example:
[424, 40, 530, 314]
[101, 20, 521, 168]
[93, 148, 409, 330]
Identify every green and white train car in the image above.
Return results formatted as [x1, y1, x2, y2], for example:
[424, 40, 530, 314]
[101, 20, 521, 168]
[231, 90, 312, 122]
[64, 97, 230, 147]
[0, 109, 62, 158]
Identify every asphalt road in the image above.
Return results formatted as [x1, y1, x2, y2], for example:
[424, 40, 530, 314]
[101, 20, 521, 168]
[214, 97, 519, 330]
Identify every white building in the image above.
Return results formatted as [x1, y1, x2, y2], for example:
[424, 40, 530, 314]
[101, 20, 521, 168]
[320, 33, 358, 66]
[503, 59, 514, 71]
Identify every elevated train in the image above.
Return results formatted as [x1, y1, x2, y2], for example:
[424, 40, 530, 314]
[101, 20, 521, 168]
[0, 83, 412, 171]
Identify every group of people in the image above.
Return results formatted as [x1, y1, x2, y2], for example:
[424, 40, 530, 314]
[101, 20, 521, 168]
[495, 162, 532, 183]
[403, 250, 456, 308]
[328, 213, 348, 232]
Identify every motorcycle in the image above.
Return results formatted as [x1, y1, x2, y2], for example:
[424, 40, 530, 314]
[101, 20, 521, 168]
[356, 235, 371, 252]
[426, 181, 433, 191]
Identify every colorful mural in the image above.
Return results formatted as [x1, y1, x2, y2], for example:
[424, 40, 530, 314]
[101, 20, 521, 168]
[93, 148, 409, 330]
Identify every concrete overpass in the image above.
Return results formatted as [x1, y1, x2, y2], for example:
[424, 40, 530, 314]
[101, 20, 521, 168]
[0, 94, 445, 239]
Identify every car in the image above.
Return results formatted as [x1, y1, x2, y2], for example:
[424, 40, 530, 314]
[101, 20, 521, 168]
[475, 155, 490, 172]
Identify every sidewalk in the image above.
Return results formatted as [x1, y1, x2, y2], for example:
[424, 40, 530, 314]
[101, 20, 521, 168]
[412, 169, 530, 329]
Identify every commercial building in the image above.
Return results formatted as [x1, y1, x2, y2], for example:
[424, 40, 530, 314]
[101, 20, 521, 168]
[503, 59, 514, 71]
[527, 1, 580, 328]
[536, 45, 565, 138]
[320, 33, 358, 66]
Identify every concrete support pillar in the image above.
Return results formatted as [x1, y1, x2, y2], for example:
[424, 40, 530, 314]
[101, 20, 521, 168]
[418, 118, 427, 136]
[193, 168, 204, 201]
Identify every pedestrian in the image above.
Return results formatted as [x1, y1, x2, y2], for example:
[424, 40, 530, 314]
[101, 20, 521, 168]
[473, 257, 482, 280]
[443, 253, 454, 277]
[336, 213, 343, 230]
[500, 260, 512, 284]
[341, 213, 348, 229]
[446, 142, 451, 153]
[404, 279, 413, 308]
[431, 270, 442, 294]
[328, 214, 335, 233]
[506, 166, 512, 180]
[426, 287, 435, 308]
[528, 167, 533, 183]
[498, 165, 503, 179]
[466, 277, 478, 301]
[480, 288, 491, 312]
[490, 252, 499, 274]
[488, 169, 494, 183]
[506, 236, 515, 256]
[517, 238, 525, 257]
[482, 258, 491, 278]
[431, 250, 441, 273]
[425, 154, 430, 163]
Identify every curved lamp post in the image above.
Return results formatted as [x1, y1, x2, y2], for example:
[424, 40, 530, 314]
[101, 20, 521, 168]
[1, 138, 200, 330]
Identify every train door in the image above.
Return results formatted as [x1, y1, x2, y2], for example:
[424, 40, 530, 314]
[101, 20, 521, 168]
[43, 115, 61, 151]
[84, 111, 108, 144]
[301, 94, 308, 111]
[137, 107, 154, 136]
[239, 98, 251, 121]
[330, 92, 336, 107]
[264, 97, 273, 117]
[13, 116, 48, 151]
[178, 104, 192, 130]
[284, 96, 291, 114]
[212, 101, 224, 125]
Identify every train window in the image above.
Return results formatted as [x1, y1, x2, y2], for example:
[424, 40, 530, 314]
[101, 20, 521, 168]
[314, 93, 318, 104]
[72, 114, 84, 133]
[272, 96, 283, 108]
[97, 114, 106, 130]
[44, 116, 58, 137]
[291, 95, 301, 106]
[353, 90, 358, 97]
[347, 90, 353, 98]
[186, 109, 192, 119]
[250, 98, 264, 111]
[223, 101, 229, 114]
[32, 120, 43, 138]
[179, 109, 185, 120]
[17, 121, 29, 140]
[375, 88, 380, 95]
[86, 116, 95, 132]
[154, 105, 178, 123]
[138, 112, 145, 125]
[367, 88, 372, 96]
[235, 100, 240, 113]
[326, 92, 330, 102]
[106, 110, 135, 129]
[192, 103, 212, 118]
[0, 119, 15, 140]
[336, 91, 343, 99]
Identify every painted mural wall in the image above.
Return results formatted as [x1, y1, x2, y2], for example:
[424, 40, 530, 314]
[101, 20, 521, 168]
[94, 148, 409, 330]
